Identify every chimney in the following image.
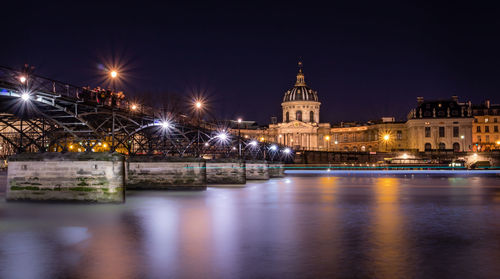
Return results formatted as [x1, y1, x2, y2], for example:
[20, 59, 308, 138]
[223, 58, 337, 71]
[451, 95, 458, 102]
[417, 97, 424, 104]
[485, 100, 490, 108]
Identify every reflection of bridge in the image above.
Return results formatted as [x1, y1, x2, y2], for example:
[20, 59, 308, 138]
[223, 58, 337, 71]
[0, 66, 292, 161]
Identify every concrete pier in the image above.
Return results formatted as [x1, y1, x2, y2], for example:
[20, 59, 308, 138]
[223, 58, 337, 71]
[206, 159, 246, 184]
[126, 156, 206, 190]
[268, 162, 285, 178]
[245, 160, 270, 180]
[6, 153, 125, 203]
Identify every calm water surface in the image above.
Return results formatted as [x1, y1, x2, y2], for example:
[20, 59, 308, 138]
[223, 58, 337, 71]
[1, 174, 500, 279]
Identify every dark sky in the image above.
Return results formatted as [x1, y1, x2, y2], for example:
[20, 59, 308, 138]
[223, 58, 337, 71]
[2, 1, 499, 124]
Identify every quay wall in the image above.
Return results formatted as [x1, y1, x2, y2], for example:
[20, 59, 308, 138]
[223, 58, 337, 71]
[6, 153, 124, 203]
[246, 160, 270, 180]
[206, 159, 246, 184]
[126, 156, 206, 190]
[269, 162, 285, 178]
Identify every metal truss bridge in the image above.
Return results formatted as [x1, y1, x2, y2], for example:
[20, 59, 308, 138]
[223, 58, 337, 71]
[0, 66, 292, 161]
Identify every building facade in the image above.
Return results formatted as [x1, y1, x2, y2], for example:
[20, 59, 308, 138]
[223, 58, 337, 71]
[472, 100, 500, 151]
[267, 62, 331, 150]
[406, 96, 474, 152]
[237, 62, 494, 153]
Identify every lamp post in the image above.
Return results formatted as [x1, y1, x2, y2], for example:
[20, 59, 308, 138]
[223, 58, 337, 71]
[383, 134, 390, 152]
[109, 70, 118, 153]
[325, 135, 330, 151]
[460, 135, 465, 152]
[194, 101, 203, 157]
[237, 118, 242, 158]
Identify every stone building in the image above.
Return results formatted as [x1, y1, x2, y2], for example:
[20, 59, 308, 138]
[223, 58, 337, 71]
[266, 62, 331, 150]
[472, 100, 500, 151]
[236, 63, 488, 153]
[406, 96, 473, 152]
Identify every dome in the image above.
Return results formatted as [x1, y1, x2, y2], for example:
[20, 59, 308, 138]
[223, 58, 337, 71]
[282, 62, 319, 102]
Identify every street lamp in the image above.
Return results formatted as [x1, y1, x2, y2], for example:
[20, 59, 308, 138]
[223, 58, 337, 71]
[237, 118, 242, 157]
[195, 101, 202, 109]
[325, 135, 330, 151]
[383, 134, 390, 152]
[460, 135, 465, 152]
[19, 76, 27, 83]
[108, 69, 119, 152]
[193, 100, 204, 157]
[21, 93, 30, 101]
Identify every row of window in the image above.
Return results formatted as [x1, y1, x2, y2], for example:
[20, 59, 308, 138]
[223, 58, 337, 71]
[424, 142, 461, 151]
[476, 125, 499, 133]
[284, 105, 319, 109]
[285, 111, 315, 122]
[425, 127, 460, 138]
[474, 117, 498, 123]
[476, 135, 499, 143]
[331, 130, 403, 142]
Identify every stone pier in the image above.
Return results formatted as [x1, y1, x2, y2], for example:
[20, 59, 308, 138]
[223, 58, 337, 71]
[6, 152, 125, 203]
[206, 159, 246, 185]
[268, 162, 285, 178]
[126, 156, 206, 190]
[245, 160, 270, 180]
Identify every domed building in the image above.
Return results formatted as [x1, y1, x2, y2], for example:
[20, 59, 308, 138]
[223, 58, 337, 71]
[282, 62, 320, 123]
[268, 62, 331, 150]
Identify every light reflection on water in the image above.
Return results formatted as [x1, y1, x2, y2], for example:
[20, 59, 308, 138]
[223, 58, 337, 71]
[1, 175, 500, 278]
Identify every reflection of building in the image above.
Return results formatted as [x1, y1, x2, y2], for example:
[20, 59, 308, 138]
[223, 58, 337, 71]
[472, 100, 500, 151]
[406, 96, 474, 152]
[236, 62, 495, 153]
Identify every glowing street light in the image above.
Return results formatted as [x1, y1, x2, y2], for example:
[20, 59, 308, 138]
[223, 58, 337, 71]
[284, 148, 291, 154]
[161, 121, 170, 129]
[217, 132, 228, 141]
[21, 93, 30, 101]
[249, 140, 258, 147]
[270, 145, 278, 151]
[131, 104, 138, 110]
[237, 118, 242, 123]
[110, 70, 118, 78]
[382, 134, 391, 152]
[195, 101, 203, 109]
[19, 76, 27, 83]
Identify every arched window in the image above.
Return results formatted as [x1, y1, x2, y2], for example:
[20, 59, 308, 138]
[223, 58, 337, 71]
[439, 143, 446, 150]
[296, 110, 302, 121]
[286, 112, 289, 122]
[310, 111, 314, 123]
[453, 142, 460, 152]
[425, 143, 432, 151]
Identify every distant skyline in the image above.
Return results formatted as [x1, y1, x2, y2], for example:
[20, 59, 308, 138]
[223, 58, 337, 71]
[2, 2, 499, 124]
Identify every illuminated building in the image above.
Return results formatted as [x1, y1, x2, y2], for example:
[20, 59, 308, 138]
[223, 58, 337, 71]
[406, 96, 473, 152]
[471, 100, 500, 151]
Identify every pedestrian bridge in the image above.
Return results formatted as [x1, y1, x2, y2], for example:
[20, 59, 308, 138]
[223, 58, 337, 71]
[0, 65, 292, 160]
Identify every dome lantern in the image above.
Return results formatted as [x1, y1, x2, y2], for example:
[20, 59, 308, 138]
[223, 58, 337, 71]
[282, 61, 319, 102]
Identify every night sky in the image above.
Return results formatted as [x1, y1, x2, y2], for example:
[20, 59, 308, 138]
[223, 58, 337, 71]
[2, 2, 499, 125]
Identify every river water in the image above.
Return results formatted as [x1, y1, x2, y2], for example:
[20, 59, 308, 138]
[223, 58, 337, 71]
[1, 173, 500, 278]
